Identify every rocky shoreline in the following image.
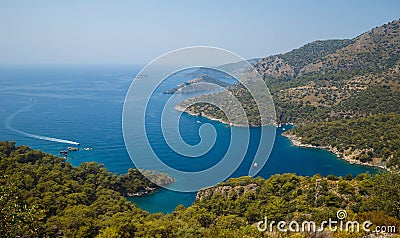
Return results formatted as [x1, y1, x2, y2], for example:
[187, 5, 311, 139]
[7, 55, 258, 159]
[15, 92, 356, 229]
[174, 105, 250, 127]
[126, 186, 157, 197]
[175, 104, 388, 172]
[282, 131, 388, 171]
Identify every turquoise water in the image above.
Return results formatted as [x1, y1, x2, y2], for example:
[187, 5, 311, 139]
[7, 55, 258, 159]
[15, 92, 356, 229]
[0, 65, 378, 214]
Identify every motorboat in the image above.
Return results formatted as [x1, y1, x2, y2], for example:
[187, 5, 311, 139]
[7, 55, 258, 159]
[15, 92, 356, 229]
[67, 147, 79, 151]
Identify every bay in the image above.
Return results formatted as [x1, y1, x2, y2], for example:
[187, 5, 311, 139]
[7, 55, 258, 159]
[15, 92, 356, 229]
[0, 65, 378, 214]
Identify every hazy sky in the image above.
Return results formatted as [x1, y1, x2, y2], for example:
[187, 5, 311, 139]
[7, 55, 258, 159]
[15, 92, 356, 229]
[1, 0, 399, 65]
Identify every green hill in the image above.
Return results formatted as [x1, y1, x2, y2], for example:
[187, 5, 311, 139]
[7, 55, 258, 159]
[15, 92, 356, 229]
[255, 39, 352, 80]
[300, 19, 400, 77]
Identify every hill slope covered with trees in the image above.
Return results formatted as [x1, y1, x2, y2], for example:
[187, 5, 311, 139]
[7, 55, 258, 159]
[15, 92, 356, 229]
[1, 141, 399, 237]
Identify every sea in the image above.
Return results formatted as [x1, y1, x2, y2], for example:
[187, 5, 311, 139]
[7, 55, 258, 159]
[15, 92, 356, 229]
[0, 65, 378, 213]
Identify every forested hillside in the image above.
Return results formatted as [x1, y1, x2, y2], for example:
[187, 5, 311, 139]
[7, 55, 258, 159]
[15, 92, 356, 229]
[178, 19, 400, 170]
[256, 39, 352, 79]
[301, 19, 400, 77]
[1, 141, 399, 237]
[290, 113, 400, 169]
[0, 141, 172, 237]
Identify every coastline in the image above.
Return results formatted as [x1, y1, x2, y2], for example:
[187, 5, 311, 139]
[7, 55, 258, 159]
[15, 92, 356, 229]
[174, 105, 277, 128]
[175, 104, 388, 172]
[126, 186, 158, 197]
[282, 131, 388, 172]
[174, 105, 250, 127]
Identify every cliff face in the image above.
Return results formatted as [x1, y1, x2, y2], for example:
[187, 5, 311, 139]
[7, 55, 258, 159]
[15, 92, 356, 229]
[196, 183, 258, 201]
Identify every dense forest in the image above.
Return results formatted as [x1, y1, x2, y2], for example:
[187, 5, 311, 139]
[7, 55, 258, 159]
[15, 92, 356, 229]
[289, 113, 400, 169]
[1, 141, 399, 237]
[0, 141, 173, 237]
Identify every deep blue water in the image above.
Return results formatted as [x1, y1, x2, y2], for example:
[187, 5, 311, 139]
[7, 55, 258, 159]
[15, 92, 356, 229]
[0, 65, 378, 214]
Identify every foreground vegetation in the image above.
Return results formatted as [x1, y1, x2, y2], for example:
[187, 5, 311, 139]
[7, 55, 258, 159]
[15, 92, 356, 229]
[1, 141, 399, 237]
[0, 141, 172, 237]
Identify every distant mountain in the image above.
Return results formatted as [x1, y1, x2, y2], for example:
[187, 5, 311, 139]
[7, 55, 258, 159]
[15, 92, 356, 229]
[216, 58, 260, 77]
[188, 58, 260, 79]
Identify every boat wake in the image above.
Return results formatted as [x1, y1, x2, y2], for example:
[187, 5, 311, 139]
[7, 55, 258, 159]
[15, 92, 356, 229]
[6, 102, 80, 145]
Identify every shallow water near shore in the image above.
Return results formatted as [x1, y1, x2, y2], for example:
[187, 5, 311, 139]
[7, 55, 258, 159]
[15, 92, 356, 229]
[0, 65, 378, 213]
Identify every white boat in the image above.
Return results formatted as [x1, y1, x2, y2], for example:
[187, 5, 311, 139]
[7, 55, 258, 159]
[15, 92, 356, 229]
[197, 120, 201, 124]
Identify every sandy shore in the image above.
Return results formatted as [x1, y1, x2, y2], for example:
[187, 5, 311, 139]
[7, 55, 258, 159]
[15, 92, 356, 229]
[282, 131, 388, 171]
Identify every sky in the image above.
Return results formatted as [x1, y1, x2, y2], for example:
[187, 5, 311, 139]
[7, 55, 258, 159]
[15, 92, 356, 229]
[0, 0, 399, 65]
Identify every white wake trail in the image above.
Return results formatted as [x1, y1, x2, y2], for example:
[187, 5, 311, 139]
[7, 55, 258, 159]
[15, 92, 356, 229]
[6, 102, 80, 145]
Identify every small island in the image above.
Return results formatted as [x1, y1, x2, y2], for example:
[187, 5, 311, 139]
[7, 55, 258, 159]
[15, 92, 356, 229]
[119, 168, 175, 197]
